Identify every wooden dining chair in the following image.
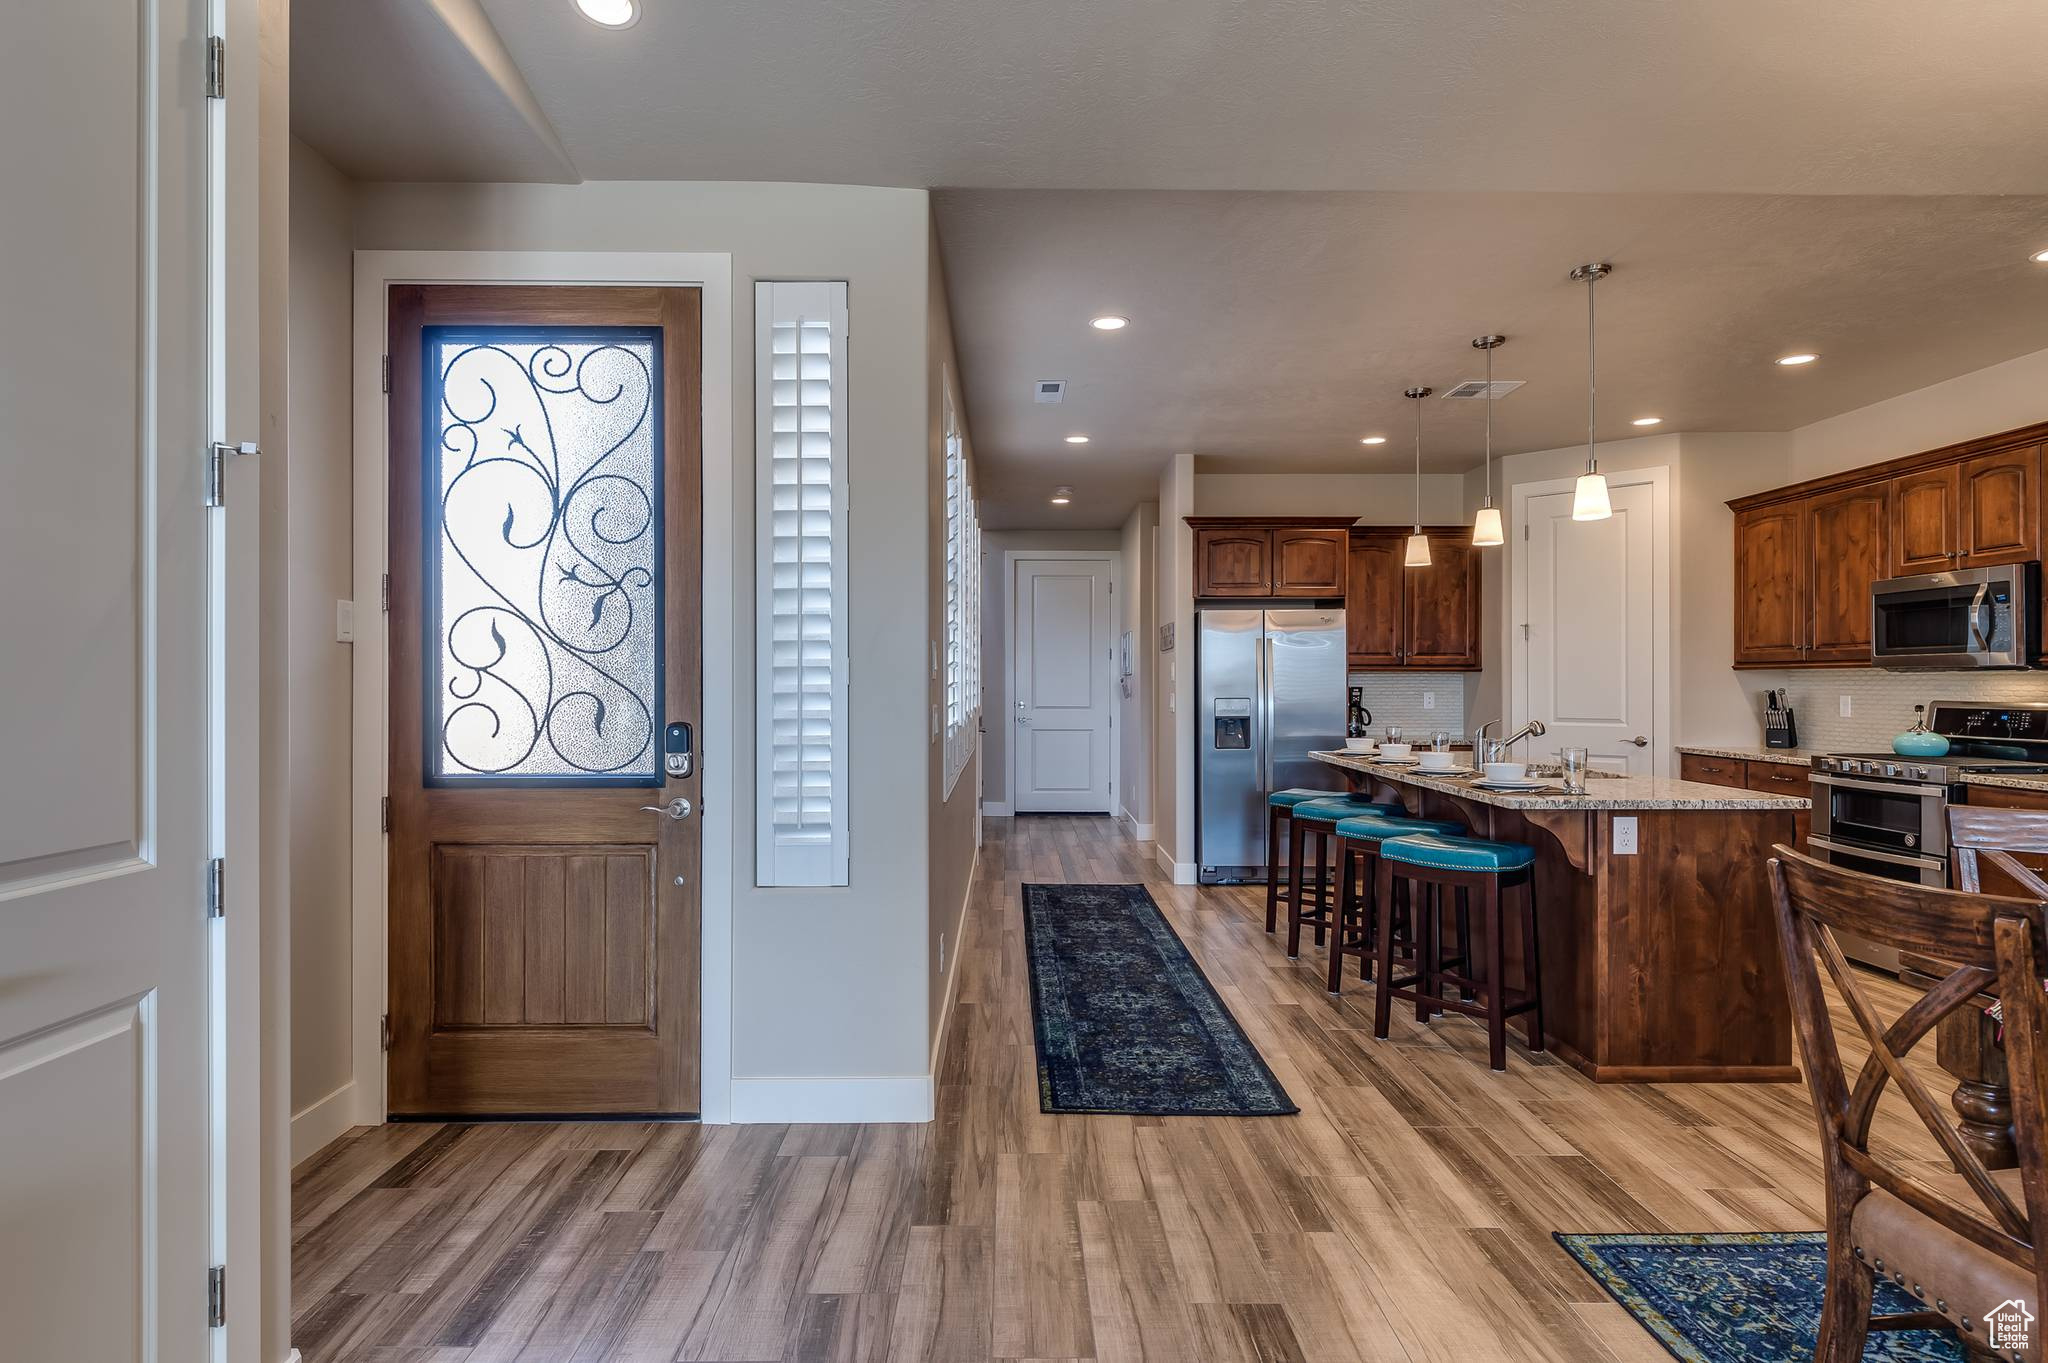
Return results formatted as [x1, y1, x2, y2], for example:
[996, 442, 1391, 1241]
[1951, 806, 2048, 900]
[1768, 844, 2048, 1363]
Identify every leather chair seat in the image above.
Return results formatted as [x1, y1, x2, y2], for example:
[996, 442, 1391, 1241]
[1850, 1174, 2039, 1356]
[1332, 814, 1464, 842]
[1378, 832, 1536, 873]
[1268, 787, 1351, 808]
[1289, 798, 1406, 825]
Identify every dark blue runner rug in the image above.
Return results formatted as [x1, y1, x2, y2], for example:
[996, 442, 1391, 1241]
[1558, 1232, 1966, 1362]
[1020, 883, 1296, 1116]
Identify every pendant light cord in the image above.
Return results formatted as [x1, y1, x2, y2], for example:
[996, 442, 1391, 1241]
[1412, 395, 1423, 530]
[1484, 343, 1495, 504]
[1585, 269, 1598, 474]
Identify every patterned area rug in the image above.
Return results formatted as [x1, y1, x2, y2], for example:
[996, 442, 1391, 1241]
[1020, 883, 1297, 1116]
[1558, 1232, 1966, 1362]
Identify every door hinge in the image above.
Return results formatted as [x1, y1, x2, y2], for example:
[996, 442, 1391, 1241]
[381, 796, 391, 833]
[1521, 622, 1532, 641]
[205, 858, 225, 920]
[1523, 522, 1530, 541]
[204, 440, 259, 507]
[380, 1014, 392, 1052]
[381, 354, 390, 393]
[207, 1264, 226, 1328]
[381, 573, 391, 612]
[205, 36, 225, 99]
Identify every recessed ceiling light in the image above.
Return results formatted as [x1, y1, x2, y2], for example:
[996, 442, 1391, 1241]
[1776, 353, 1819, 366]
[1050, 486, 1074, 505]
[1361, 436, 1387, 446]
[1631, 416, 1662, 427]
[1064, 435, 1090, 444]
[1089, 315, 1129, 331]
[2032, 249, 2048, 263]
[574, 0, 639, 27]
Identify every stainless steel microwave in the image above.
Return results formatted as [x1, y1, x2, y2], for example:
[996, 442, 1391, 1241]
[1871, 563, 2038, 670]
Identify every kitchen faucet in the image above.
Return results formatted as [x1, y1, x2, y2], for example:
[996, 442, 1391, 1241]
[1474, 717, 1547, 751]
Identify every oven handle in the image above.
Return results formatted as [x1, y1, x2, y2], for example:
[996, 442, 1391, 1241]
[1808, 835, 1947, 872]
[1808, 772, 1945, 798]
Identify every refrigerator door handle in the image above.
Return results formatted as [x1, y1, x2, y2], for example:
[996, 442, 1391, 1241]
[1259, 633, 1275, 796]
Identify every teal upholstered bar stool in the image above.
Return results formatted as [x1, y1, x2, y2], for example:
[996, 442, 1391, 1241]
[1372, 832, 1544, 1071]
[1263, 789, 1390, 934]
[1279, 795, 1407, 957]
[1325, 813, 1465, 994]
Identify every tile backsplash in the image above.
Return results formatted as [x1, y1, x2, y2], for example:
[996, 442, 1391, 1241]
[1347, 673, 1467, 738]
[1751, 669, 2048, 751]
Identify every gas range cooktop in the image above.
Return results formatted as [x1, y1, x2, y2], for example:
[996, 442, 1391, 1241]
[1812, 699, 2048, 785]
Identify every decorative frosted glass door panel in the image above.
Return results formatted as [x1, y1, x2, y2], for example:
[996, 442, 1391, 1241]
[424, 328, 664, 784]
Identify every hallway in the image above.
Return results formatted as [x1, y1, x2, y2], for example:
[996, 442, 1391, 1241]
[292, 815, 1939, 1363]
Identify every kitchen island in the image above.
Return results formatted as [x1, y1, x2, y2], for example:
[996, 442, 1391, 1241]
[1312, 750, 1811, 1084]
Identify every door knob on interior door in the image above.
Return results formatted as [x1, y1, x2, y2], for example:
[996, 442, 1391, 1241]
[640, 797, 693, 820]
[1627, 736, 1649, 747]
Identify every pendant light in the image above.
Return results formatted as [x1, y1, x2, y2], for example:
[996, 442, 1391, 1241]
[1570, 262, 1614, 521]
[1403, 386, 1433, 567]
[1470, 334, 1506, 546]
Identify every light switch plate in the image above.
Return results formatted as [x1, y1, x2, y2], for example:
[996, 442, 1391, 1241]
[336, 599, 355, 643]
[1613, 816, 1639, 855]
[1839, 694, 1853, 718]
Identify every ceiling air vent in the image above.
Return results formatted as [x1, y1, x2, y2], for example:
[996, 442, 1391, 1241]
[1440, 379, 1524, 400]
[1033, 380, 1067, 404]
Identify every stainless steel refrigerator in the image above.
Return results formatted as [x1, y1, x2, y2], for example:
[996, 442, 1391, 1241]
[1195, 608, 1348, 883]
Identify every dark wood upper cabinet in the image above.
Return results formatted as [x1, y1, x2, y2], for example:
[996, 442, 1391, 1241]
[1191, 527, 1273, 596]
[1188, 517, 1355, 598]
[1270, 527, 1348, 596]
[1345, 531, 1403, 667]
[1401, 537, 1481, 668]
[1959, 444, 2039, 568]
[1730, 421, 2048, 669]
[1891, 465, 1958, 576]
[1804, 483, 1890, 662]
[1733, 503, 1807, 666]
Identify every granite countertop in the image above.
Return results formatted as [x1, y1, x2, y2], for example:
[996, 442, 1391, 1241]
[1311, 751, 1808, 812]
[1676, 744, 1814, 766]
[1960, 771, 2048, 794]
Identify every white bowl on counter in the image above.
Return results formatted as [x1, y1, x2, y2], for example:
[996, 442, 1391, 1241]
[1417, 751, 1459, 771]
[1481, 761, 1527, 782]
[1343, 736, 1375, 753]
[1379, 742, 1414, 760]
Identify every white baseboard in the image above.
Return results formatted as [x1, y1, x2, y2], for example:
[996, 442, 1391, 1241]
[1154, 843, 1197, 884]
[981, 800, 1012, 817]
[730, 1075, 935, 1124]
[284, 1351, 303, 1363]
[929, 850, 976, 1076]
[291, 1080, 359, 1166]
[1117, 808, 1156, 840]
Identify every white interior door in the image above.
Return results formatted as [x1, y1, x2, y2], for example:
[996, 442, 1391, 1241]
[1014, 558, 1114, 812]
[1519, 478, 1662, 775]
[0, 3, 217, 1359]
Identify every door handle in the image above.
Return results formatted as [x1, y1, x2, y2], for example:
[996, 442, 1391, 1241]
[640, 797, 693, 820]
[1627, 736, 1649, 747]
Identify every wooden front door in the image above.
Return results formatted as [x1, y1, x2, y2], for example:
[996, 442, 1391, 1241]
[388, 286, 702, 1116]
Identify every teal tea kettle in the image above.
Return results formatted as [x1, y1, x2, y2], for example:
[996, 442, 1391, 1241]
[1892, 705, 1950, 758]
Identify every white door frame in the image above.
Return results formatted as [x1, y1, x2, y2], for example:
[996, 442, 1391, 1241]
[1507, 466, 1674, 776]
[1002, 550, 1120, 816]
[349, 251, 736, 1128]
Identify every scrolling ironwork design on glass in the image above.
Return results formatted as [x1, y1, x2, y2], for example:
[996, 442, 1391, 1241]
[424, 327, 664, 784]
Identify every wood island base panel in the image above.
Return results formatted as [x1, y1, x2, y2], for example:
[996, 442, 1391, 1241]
[1313, 752, 1806, 1083]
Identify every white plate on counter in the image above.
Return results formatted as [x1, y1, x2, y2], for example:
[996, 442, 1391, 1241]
[1373, 756, 1421, 766]
[1414, 765, 1477, 777]
[1470, 777, 1552, 792]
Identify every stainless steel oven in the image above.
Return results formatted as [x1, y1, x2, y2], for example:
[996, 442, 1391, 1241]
[1871, 563, 2037, 670]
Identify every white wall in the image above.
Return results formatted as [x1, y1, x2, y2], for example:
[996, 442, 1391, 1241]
[286, 140, 357, 1136]
[1154, 455, 1197, 876]
[1117, 503, 1158, 832]
[353, 180, 943, 1107]
[1194, 471, 1467, 524]
[979, 528, 1123, 810]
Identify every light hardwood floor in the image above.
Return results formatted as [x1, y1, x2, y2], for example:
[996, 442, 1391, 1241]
[293, 813, 1963, 1362]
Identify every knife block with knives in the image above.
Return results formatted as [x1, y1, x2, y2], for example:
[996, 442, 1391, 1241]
[1763, 688, 1799, 749]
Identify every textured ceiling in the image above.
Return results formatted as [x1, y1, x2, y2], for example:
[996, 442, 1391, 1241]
[298, 0, 2048, 194]
[938, 190, 2048, 526]
[288, 1, 2048, 528]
